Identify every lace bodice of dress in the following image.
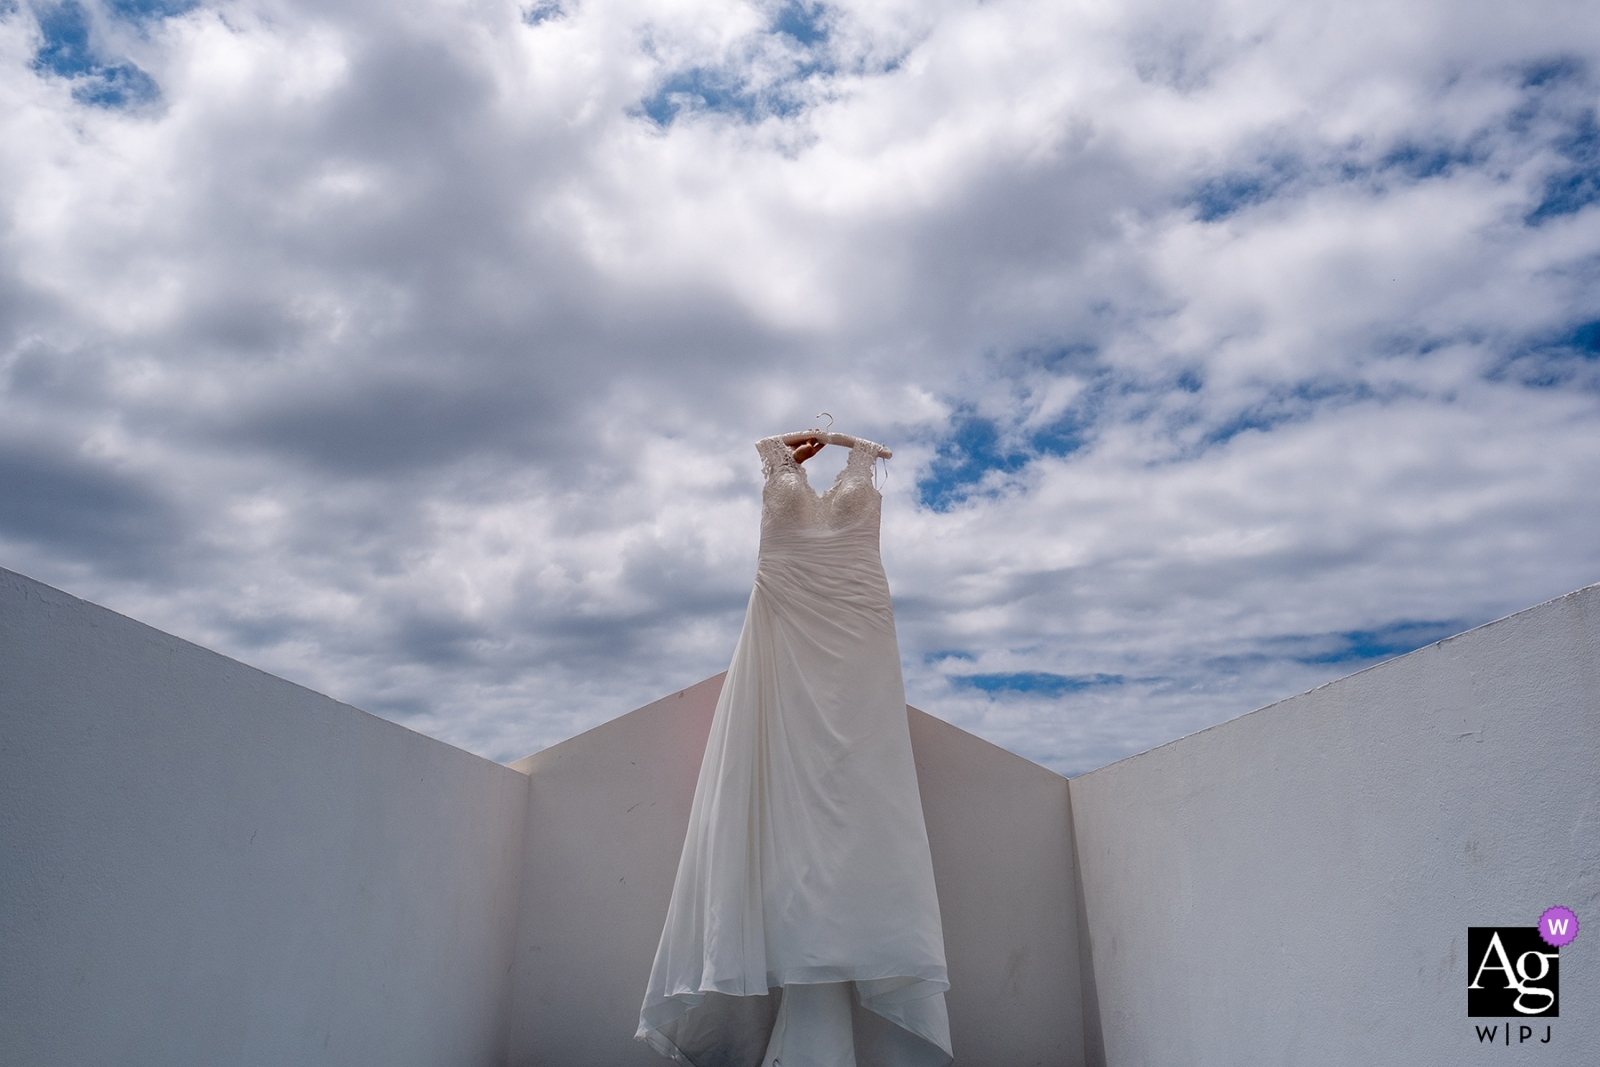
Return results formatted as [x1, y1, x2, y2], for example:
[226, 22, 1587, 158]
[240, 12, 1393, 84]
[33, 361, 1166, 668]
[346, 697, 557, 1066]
[756, 435, 883, 531]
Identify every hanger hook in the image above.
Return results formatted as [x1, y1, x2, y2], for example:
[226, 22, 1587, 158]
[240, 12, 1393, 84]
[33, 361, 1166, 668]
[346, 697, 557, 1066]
[815, 411, 834, 432]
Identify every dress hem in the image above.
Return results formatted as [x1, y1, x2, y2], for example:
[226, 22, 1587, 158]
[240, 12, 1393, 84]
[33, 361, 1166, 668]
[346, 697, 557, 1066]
[637, 970, 952, 1058]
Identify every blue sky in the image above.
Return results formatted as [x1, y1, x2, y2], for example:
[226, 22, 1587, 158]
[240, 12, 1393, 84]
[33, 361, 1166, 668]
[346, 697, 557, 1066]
[2, 0, 1598, 774]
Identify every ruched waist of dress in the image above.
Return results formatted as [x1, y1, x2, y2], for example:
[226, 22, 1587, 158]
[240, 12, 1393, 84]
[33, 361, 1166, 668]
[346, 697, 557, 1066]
[751, 561, 895, 628]
[755, 532, 889, 582]
[759, 512, 881, 547]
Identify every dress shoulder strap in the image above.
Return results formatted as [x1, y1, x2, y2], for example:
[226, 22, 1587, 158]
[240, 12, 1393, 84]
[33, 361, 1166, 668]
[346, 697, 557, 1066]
[755, 436, 798, 480]
[845, 437, 883, 479]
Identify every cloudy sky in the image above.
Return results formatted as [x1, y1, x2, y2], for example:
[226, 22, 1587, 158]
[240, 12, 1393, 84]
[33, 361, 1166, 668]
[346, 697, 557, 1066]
[3, 0, 1598, 775]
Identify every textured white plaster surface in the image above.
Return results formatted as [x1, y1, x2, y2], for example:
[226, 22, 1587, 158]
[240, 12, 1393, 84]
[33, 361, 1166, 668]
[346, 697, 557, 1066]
[505, 675, 723, 1067]
[0, 567, 530, 1067]
[505, 677, 1090, 1067]
[7, 561, 1597, 1067]
[1069, 583, 1600, 1067]
[908, 709, 1089, 1067]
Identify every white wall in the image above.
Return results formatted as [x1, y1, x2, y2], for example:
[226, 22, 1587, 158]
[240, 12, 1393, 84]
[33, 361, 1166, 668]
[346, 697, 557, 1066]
[504, 675, 724, 1067]
[505, 677, 1091, 1067]
[8, 559, 1596, 1067]
[1068, 583, 1600, 1067]
[0, 567, 530, 1067]
[1, 567, 1089, 1067]
[908, 708, 1091, 1067]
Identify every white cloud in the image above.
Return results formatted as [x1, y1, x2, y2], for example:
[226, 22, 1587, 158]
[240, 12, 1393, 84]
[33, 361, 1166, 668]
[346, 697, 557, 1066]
[2, 0, 1598, 773]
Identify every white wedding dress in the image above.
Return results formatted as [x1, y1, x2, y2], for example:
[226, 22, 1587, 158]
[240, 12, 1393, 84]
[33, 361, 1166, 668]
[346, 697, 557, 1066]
[637, 436, 953, 1067]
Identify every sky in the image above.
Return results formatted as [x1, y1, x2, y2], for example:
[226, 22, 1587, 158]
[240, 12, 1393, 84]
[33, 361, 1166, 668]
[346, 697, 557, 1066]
[2, 0, 1598, 776]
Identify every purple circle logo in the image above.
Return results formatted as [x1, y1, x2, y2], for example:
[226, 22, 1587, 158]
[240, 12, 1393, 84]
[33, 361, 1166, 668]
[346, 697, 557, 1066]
[1539, 906, 1579, 948]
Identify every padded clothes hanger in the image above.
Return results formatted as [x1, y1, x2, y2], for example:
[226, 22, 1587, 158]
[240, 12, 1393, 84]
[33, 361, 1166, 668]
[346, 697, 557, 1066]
[779, 413, 893, 459]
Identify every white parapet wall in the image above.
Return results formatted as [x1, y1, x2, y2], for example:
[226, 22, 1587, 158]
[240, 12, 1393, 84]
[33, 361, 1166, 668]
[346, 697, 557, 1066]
[0, 567, 1090, 1066]
[4, 562, 1597, 1066]
[1069, 582, 1600, 1067]
[0, 568, 531, 1067]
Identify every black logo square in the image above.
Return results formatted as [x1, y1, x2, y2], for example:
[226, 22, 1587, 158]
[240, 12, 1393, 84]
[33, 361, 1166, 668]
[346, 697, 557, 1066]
[1468, 927, 1559, 1017]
